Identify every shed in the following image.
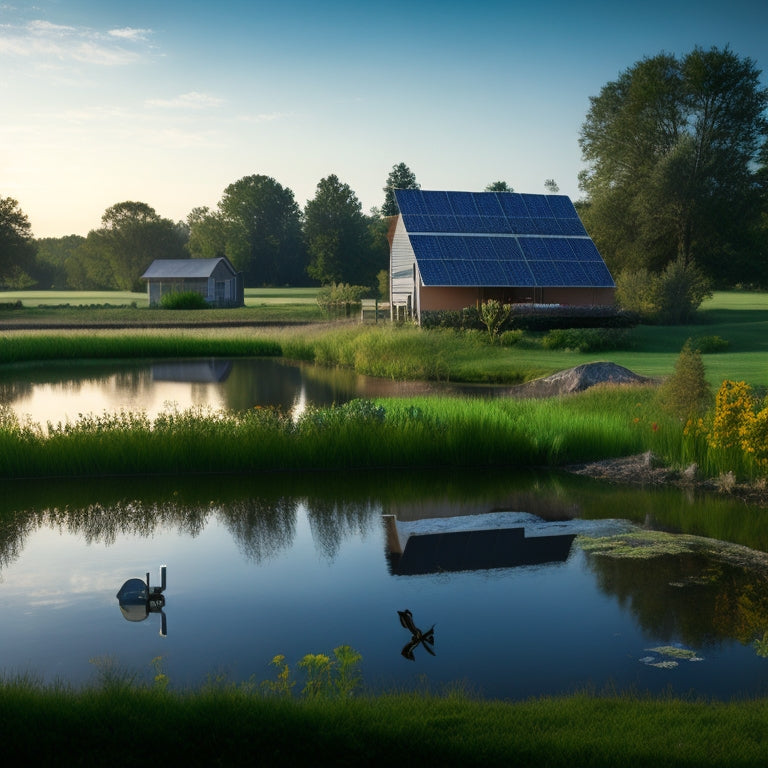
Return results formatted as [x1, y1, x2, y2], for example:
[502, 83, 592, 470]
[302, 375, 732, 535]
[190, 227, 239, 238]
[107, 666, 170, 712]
[390, 189, 615, 322]
[141, 257, 244, 308]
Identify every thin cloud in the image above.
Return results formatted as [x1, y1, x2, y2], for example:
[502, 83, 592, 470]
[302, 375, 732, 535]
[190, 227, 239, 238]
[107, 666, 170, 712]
[147, 91, 225, 110]
[238, 112, 292, 124]
[0, 19, 154, 66]
[108, 27, 152, 42]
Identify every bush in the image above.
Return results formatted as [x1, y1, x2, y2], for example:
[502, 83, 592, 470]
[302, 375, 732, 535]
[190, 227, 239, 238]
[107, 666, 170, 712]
[541, 327, 632, 352]
[316, 283, 369, 318]
[692, 335, 730, 354]
[160, 291, 209, 310]
[656, 339, 712, 421]
[616, 258, 712, 324]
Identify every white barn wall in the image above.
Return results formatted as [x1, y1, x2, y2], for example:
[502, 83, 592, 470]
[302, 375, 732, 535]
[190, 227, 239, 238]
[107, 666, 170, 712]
[390, 216, 416, 314]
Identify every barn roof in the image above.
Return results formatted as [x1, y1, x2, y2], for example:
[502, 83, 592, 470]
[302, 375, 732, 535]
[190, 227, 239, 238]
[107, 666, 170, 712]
[141, 257, 236, 280]
[393, 189, 614, 289]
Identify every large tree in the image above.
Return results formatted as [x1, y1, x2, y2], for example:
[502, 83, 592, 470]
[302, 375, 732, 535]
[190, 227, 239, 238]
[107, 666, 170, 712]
[214, 175, 305, 286]
[304, 175, 375, 286]
[71, 202, 188, 291]
[578, 46, 768, 286]
[35, 235, 85, 289]
[0, 197, 37, 288]
[381, 163, 420, 217]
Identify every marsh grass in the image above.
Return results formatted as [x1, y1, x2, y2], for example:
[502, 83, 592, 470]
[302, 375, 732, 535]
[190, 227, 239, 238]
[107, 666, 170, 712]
[0, 390, 652, 479]
[0, 330, 282, 364]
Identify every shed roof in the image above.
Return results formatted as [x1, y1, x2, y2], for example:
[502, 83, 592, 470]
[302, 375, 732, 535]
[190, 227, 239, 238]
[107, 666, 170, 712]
[394, 189, 614, 289]
[141, 257, 236, 280]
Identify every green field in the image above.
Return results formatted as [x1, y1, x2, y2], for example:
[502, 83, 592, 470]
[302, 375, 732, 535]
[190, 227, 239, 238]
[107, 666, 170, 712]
[1, 289, 766, 386]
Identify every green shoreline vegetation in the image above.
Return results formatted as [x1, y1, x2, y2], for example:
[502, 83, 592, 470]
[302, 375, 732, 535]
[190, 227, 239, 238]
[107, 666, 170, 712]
[3, 289, 768, 765]
[5, 679, 768, 767]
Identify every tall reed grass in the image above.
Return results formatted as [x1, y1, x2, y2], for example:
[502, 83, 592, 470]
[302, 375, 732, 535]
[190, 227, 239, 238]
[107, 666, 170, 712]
[0, 390, 652, 479]
[0, 331, 281, 363]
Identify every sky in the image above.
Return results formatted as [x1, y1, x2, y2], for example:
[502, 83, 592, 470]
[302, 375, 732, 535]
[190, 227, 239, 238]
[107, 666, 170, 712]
[2, 0, 768, 238]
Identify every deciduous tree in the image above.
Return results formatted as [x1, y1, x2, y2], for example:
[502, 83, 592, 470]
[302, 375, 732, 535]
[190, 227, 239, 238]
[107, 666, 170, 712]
[0, 197, 37, 288]
[305, 175, 375, 286]
[71, 202, 187, 291]
[214, 175, 305, 286]
[579, 46, 768, 286]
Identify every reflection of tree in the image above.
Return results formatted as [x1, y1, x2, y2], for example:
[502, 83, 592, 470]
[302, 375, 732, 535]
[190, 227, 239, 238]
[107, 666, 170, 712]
[584, 548, 768, 651]
[0, 500, 212, 572]
[218, 497, 298, 564]
[305, 499, 379, 562]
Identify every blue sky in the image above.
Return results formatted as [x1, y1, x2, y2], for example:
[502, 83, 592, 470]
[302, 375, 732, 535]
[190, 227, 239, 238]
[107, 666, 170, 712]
[2, 0, 767, 237]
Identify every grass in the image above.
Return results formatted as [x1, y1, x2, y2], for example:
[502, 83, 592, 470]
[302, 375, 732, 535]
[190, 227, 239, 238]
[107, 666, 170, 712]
[2, 678, 768, 767]
[2, 289, 767, 386]
[0, 388, 655, 479]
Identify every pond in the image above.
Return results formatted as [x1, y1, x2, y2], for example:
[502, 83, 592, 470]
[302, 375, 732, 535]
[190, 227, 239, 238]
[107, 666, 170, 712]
[0, 357, 512, 426]
[2, 470, 768, 701]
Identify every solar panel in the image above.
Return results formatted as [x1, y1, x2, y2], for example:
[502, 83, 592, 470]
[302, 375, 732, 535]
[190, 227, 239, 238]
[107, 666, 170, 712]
[569, 239, 604, 262]
[422, 191, 453, 216]
[417, 259, 451, 285]
[507, 216, 535, 234]
[497, 193, 529, 218]
[409, 235, 441, 260]
[528, 260, 561, 285]
[519, 238, 550, 261]
[396, 189, 427, 215]
[546, 195, 578, 219]
[474, 260, 511, 285]
[544, 238, 577, 261]
[557, 218, 588, 236]
[473, 193, 504, 216]
[491, 237, 525, 260]
[438, 236, 467, 261]
[449, 192, 478, 217]
[401, 214, 431, 233]
[455, 215, 487, 234]
[531, 217, 562, 236]
[520, 194, 551, 219]
[466, 236, 497, 261]
[393, 189, 613, 291]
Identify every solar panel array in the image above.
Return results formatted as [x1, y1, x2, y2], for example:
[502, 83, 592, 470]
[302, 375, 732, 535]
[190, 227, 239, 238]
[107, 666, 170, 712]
[394, 189, 614, 288]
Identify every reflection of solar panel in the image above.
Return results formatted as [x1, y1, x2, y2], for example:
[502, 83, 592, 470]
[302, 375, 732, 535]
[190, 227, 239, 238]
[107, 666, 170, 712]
[396, 190, 613, 288]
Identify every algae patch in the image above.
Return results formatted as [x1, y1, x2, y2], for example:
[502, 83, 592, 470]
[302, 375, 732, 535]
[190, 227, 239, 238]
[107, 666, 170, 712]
[577, 530, 712, 560]
[640, 644, 704, 669]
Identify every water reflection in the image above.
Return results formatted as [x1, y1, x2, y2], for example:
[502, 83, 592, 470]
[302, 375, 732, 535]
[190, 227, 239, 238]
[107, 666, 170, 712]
[0, 357, 532, 426]
[583, 545, 768, 655]
[4, 470, 768, 698]
[384, 515, 576, 575]
[116, 565, 167, 636]
[397, 609, 436, 660]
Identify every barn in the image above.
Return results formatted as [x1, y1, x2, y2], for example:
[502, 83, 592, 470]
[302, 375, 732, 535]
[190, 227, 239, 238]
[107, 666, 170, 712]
[390, 189, 614, 322]
[141, 257, 244, 308]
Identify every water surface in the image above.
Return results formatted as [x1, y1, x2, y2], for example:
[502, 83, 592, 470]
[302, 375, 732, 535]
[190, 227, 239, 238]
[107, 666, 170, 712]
[2, 472, 768, 700]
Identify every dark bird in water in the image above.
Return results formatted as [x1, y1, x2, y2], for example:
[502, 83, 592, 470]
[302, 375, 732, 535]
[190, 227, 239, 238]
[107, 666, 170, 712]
[397, 609, 435, 661]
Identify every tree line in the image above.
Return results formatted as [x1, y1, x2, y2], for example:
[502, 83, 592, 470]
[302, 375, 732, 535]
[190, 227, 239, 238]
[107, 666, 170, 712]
[2, 172, 410, 293]
[2, 45, 767, 300]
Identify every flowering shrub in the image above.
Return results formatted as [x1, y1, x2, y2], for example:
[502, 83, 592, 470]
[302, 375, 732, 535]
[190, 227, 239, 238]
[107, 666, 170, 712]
[709, 380, 756, 451]
[699, 380, 768, 472]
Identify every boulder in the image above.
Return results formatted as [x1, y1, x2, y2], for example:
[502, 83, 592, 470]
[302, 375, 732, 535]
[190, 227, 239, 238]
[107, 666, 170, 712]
[511, 362, 651, 398]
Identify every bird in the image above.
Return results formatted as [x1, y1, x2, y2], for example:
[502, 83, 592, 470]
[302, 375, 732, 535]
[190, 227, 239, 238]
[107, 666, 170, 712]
[397, 609, 435, 660]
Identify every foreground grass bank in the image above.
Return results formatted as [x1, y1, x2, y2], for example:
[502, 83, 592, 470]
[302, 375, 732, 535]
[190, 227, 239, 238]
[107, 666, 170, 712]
[3, 681, 767, 767]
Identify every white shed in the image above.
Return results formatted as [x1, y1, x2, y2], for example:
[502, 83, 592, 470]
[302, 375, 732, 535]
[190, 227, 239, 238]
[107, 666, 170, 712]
[141, 257, 244, 308]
